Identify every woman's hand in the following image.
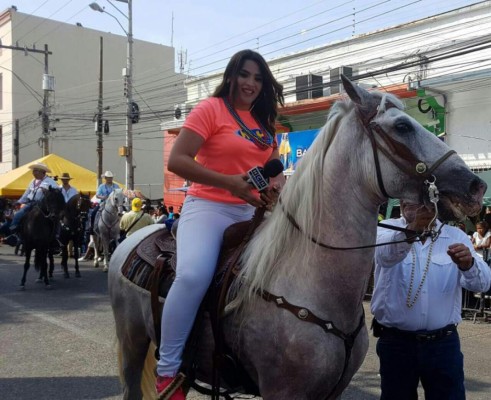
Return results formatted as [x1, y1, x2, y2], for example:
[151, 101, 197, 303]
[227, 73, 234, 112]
[227, 175, 266, 208]
[260, 185, 281, 211]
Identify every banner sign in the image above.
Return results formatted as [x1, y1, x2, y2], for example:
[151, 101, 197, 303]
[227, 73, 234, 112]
[277, 129, 319, 174]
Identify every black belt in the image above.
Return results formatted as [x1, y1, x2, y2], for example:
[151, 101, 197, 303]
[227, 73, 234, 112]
[379, 323, 457, 342]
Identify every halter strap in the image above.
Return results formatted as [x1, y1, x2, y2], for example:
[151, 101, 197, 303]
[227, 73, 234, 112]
[356, 103, 456, 199]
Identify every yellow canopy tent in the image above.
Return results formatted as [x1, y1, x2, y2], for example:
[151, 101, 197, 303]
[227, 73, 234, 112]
[0, 154, 124, 198]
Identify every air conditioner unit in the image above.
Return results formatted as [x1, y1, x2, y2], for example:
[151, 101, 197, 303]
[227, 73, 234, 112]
[295, 74, 323, 101]
[329, 66, 353, 94]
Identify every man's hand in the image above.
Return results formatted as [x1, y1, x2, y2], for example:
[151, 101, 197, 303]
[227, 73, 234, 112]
[447, 243, 474, 271]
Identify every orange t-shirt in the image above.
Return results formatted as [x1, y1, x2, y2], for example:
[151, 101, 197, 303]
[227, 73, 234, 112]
[184, 97, 276, 204]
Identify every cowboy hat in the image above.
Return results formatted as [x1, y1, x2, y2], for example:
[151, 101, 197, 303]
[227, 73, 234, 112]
[60, 172, 72, 180]
[102, 171, 114, 178]
[28, 162, 51, 173]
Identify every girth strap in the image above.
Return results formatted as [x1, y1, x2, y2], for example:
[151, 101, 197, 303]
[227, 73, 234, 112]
[260, 289, 365, 400]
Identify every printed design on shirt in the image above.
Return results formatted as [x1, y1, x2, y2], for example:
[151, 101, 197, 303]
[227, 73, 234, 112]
[235, 128, 273, 146]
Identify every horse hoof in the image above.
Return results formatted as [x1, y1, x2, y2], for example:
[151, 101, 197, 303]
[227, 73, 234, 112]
[18, 285, 25, 291]
[103, 266, 108, 273]
[45, 285, 52, 290]
[35, 278, 42, 283]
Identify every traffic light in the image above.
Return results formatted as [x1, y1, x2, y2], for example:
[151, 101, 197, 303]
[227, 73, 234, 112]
[131, 101, 140, 124]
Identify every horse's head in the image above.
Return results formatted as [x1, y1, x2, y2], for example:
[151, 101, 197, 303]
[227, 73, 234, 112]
[78, 193, 92, 214]
[341, 75, 486, 220]
[108, 189, 126, 215]
[42, 187, 66, 217]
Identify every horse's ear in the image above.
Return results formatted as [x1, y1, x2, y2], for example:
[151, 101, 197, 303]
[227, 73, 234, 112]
[341, 74, 371, 106]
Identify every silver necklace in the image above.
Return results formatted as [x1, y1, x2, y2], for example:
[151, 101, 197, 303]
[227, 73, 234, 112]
[406, 241, 435, 308]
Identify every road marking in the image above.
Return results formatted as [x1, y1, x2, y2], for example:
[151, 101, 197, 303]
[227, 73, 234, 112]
[0, 295, 114, 348]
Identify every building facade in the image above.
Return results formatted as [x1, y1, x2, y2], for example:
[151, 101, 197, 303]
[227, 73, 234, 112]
[161, 1, 491, 206]
[0, 7, 186, 199]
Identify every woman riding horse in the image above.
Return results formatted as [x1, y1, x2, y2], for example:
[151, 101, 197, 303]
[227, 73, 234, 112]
[108, 75, 486, 400]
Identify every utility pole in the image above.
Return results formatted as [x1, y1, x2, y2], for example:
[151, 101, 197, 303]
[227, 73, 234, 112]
[14, 119, 19, 168]
[0, 43, 52, 157]
[42, 44, 50, 156]
[96, 36, 104, 186]
[125, 0, 134, 189]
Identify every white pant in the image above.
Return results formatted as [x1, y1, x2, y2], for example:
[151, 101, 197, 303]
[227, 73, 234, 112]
[157, 196, 254, 377]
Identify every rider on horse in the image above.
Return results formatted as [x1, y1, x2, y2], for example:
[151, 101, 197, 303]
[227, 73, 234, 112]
[90, 171, 120, 233]
[3, 162, 58, 246]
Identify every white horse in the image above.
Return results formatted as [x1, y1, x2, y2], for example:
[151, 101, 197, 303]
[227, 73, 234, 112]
[94, 188, 125, 272]
[108, 77, 486, 399]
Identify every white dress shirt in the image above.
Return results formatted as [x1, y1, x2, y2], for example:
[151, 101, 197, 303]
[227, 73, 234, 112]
[371, 218, 491, 331]
[18, 176, 58, 204]
[60, 185, 78, 202]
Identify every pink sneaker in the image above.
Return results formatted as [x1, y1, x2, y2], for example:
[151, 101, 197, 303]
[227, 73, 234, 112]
[156, 373, 186, 400]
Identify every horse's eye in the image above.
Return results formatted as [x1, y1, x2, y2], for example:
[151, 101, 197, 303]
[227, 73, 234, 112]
[395, 121, 412, 133]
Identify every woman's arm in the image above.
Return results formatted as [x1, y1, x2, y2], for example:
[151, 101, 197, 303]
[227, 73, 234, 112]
[168, 128, 266, 208]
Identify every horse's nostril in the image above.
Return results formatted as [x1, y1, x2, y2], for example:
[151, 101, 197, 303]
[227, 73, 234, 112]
[470, 177, 487, 195]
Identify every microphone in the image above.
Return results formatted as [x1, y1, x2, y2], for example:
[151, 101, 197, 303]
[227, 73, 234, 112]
[247, 159, 284, 192]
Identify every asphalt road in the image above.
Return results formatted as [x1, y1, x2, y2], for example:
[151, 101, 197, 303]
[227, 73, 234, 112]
[1, 245, 490, 400]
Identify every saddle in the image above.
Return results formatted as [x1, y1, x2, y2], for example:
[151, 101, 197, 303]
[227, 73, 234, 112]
[120, 209, 266, 396]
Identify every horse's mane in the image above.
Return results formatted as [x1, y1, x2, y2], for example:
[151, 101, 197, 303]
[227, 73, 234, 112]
[230, 91, 404, 310]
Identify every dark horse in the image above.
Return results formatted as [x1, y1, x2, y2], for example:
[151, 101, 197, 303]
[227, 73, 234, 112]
[20, 187, 65, 290]
[60, 193, 91, 278]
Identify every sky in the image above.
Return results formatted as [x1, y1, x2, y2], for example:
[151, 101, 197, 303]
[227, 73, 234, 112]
[3, 0, 484, 75]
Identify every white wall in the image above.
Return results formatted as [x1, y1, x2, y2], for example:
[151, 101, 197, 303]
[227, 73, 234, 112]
[0, 9, 186, 198]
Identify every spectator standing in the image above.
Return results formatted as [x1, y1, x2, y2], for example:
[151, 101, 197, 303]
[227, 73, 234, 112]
[471, 220, 491, 259]
[59, 173, 78, 202]
[371, 201, 491, 400]
[119, 198, 154, 239]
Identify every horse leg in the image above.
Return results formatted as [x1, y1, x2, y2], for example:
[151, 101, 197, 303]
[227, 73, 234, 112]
[103, 241, 110, 272]
[19, 249, 32, 290]
[34, 249, 51, 289]
[92, 235, 100, 268]
[48, 249, 55, 279]
[61, 243, 70, 278]
[118, 334, 151, 400]
[73, 238, 81, 278]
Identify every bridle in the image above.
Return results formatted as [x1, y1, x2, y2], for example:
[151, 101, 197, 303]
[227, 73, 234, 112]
[360, 103, 455, 200]
[100, 193, 121, 230]
[279, 100, 455, 250]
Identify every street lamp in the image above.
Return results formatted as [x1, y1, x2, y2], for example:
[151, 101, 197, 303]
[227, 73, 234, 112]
[89, 0, 134, 190]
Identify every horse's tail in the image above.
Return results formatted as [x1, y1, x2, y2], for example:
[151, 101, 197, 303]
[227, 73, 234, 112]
[141, 344, 158, 400]
[116, 337, 157, 400]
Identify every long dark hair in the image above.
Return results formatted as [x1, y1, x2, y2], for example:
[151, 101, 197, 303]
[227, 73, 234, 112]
[212, 49, 284, 135]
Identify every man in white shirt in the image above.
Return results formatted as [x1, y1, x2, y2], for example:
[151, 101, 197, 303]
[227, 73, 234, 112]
[9, 162, 58, 233]
[371, 201, 491, 400]
[59, 172, 78, 202]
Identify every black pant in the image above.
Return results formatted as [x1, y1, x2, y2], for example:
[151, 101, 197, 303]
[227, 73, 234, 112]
[376, 329, 465, 400]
